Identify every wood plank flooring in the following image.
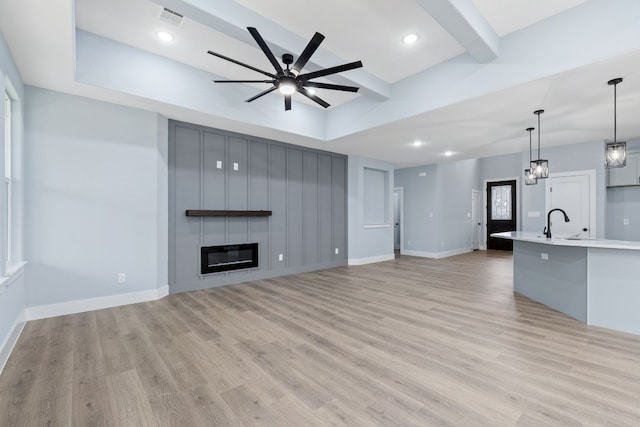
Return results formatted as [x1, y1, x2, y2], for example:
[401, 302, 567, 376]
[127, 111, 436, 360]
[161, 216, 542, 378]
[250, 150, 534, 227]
[1, 251, 640, 426]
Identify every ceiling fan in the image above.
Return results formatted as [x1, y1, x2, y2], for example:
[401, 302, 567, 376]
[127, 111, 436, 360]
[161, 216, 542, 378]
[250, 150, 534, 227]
[207, 27, 363, 111]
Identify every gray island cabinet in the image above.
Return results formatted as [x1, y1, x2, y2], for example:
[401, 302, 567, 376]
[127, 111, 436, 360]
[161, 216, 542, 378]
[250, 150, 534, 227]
[493, 231, 640, 336]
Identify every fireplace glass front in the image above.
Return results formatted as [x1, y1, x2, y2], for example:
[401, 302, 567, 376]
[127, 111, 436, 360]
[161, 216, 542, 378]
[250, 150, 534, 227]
[200, 243, 258, 274]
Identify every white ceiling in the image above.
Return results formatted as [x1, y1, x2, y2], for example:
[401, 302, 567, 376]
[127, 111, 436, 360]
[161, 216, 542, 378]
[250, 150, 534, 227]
[1, 0, 640, 168]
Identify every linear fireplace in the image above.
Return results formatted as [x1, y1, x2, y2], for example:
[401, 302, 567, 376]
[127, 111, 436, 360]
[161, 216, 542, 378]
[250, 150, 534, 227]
[200, 243, 258, 275]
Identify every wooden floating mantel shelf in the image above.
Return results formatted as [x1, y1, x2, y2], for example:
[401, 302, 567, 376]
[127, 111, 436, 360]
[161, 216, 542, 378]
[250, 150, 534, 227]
[186, 210, 272, 217]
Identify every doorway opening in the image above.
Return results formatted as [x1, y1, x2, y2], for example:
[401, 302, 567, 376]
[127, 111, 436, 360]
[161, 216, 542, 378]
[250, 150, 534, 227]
[393, 187, 404, 257]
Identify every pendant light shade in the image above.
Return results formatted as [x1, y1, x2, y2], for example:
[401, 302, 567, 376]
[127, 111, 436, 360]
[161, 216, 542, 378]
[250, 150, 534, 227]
[605, 77, 626, 168]
[524, 127, 538, 185]
[531, 109, 549, 179]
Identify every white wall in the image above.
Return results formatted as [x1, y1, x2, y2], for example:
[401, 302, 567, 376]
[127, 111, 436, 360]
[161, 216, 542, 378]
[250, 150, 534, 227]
[24, 87, 168, 310]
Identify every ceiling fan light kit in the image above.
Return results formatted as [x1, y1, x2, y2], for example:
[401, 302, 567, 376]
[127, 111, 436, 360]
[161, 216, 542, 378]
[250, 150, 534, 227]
[605, 77, 626, 168]
[208, 27, 363, 111]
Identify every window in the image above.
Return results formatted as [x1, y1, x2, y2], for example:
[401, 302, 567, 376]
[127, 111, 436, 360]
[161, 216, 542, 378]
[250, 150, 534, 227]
[4, 93, 12, 275]
[2, 89, 22, 278]
[491, 185, 512, 220]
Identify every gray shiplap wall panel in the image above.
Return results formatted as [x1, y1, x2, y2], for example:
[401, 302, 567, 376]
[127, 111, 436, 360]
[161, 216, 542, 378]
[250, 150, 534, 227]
[269, 144, 287, 271]
[250, 141, 270, 271]
[332, 156, 347, 260]
[169, 120, 347, 293]
[203, 131, 226, 210]
[174, 125, 201, 286]
[228, 136, 249, 210]
[318, 154, 333, 263]
[303, 151, 319, 264]
[287, 148, 304, 268]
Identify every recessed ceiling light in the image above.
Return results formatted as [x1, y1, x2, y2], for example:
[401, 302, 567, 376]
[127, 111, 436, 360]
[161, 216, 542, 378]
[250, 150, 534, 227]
[412, 140, 423, 147]
[402, 34, 419, 45]
[156, 31, 174, 42]
[444, 150, 454, 157]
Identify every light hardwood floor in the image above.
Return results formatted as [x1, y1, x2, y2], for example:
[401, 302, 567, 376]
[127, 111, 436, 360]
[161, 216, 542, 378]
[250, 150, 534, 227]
[1, 251, 639, 426]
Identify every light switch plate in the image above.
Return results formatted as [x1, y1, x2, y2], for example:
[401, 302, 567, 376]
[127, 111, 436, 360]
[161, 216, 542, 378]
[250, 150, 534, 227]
[541, 253, 549, 260]
[233, 162, 239, 171]
[216, 160, 222, 169]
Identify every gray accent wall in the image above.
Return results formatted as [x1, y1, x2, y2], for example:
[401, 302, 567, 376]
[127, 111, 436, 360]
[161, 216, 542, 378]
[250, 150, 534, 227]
[168, 121, 347, 293]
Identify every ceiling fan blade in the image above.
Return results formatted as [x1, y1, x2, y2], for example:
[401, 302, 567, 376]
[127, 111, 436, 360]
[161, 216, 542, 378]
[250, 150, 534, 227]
[303, 82, 360, 92]
[246, 86, 277, 103]
[297, 88, 330, 108]
[292, 32, 325, 74]
[207, 50, 275, 78]
[214, 80, 275, 84]
[298, 60, 363, 81]
[284, 95, 292, 111]
[247, 27, 284, 74]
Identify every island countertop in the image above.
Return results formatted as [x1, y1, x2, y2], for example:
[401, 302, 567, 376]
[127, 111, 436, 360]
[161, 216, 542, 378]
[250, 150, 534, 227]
[492, 231, 640, 251]
[493, 230, 640, 336]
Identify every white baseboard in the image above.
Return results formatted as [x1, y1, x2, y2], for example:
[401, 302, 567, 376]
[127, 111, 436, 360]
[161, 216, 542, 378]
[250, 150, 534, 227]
[402, 248, 472, 259]
[25, 285, 169, 321]
[0, 309, 27, 375]
[348, 253, 395, 266]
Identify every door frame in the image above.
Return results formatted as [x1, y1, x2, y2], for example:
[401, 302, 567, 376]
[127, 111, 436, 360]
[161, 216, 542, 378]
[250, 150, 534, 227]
[393, 187, 404, 254]
[545, 169, 596, 238]
[471, 189, 481, 250]
[482, 176, 520, 250]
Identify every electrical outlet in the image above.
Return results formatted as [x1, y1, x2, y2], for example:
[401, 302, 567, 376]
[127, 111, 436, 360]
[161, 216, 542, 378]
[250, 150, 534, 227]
[278, 254, 284, 261]
[623, 218, 630, 225]
[118, 273, 126, 283]
[335, 248, 339, 254]
[541, 253, 549, 261]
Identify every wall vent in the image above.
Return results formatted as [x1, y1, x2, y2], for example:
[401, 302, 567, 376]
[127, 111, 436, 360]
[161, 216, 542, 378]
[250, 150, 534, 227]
[159, 7, 185, 27]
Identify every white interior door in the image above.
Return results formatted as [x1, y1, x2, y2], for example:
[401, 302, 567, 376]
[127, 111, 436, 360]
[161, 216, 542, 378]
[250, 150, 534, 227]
[545, 171, 595, 238]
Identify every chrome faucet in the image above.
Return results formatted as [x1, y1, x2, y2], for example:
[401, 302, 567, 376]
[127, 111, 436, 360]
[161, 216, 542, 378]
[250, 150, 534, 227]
[544, 208, 570, 238]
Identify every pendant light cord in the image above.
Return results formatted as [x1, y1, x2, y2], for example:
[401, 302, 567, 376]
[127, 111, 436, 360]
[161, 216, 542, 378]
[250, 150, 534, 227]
[534, 110, 544, 159]
[614, 81, 617, 143]
[537, 114, 541, 158]
[528, 128, 534, 163]
[608, 77, 623, 144]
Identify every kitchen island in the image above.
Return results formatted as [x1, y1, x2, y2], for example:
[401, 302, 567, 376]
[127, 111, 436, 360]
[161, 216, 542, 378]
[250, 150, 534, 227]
[493, 231, 640, 336]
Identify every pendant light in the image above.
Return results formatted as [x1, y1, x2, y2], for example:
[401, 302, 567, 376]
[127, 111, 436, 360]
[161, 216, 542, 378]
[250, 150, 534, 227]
[531, 109, 549, 179]
[524, 127, 538, 185]
[605, 77, 626, 168]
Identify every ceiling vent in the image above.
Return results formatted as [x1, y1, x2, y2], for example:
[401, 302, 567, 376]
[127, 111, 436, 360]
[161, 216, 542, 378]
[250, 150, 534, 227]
[159, 8, 185, 28]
